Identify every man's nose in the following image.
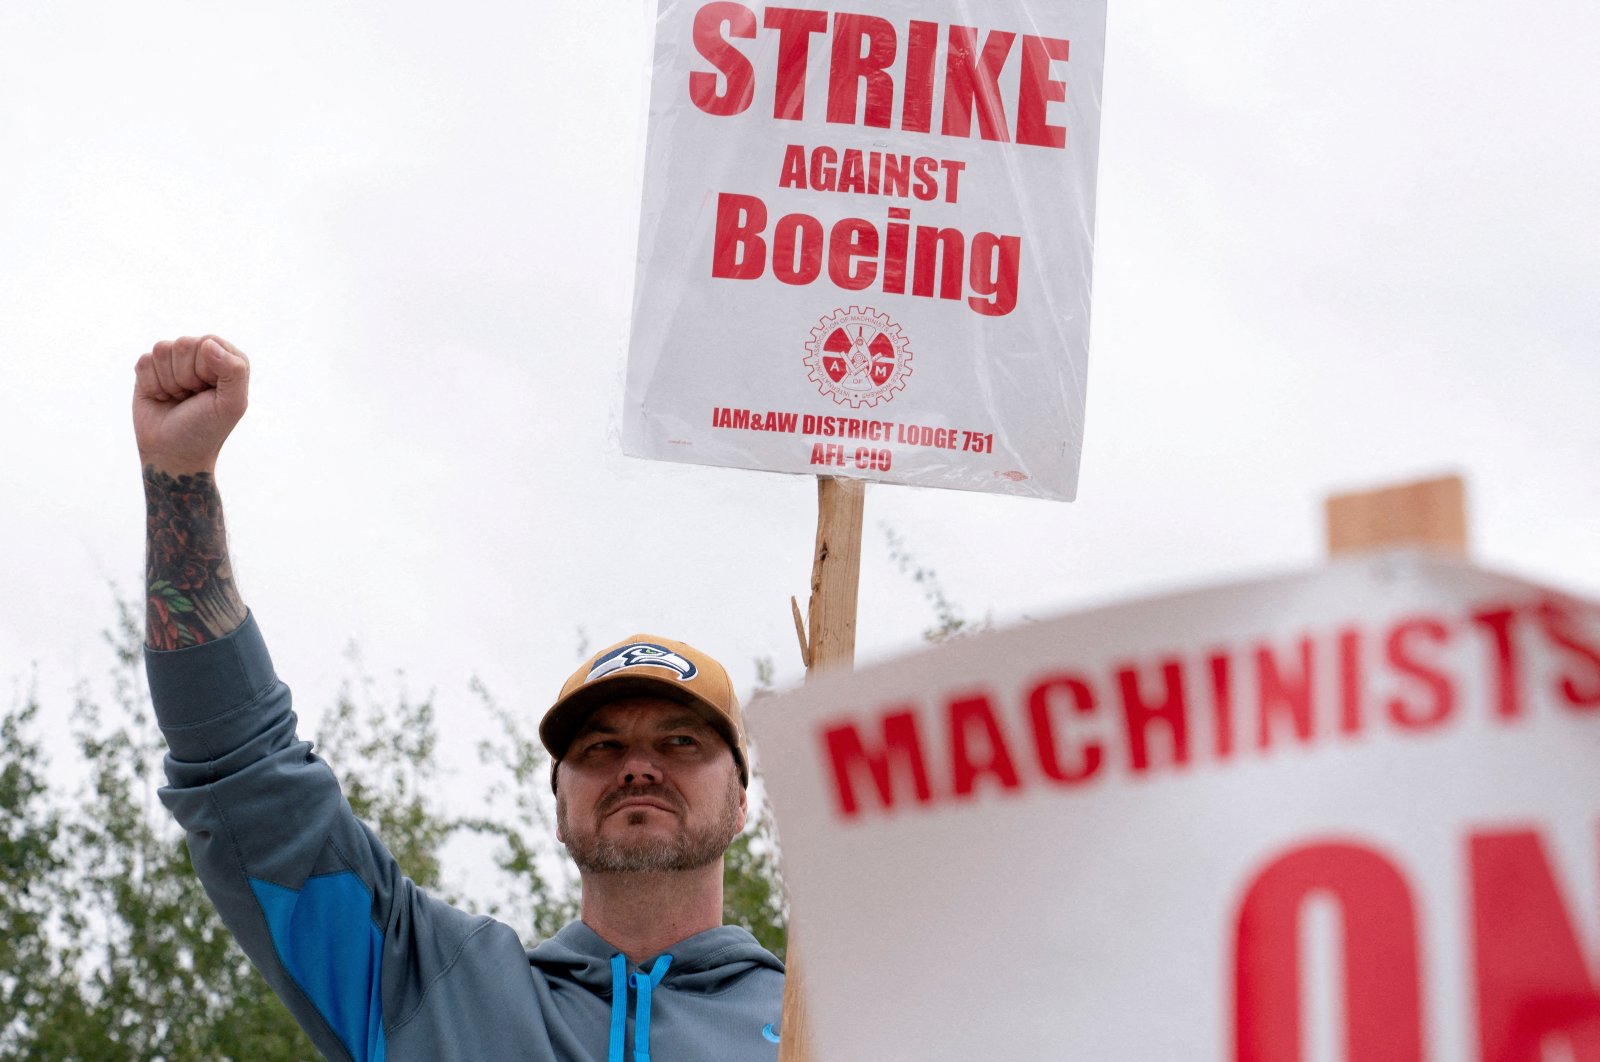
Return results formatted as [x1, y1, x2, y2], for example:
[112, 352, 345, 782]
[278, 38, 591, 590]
[619, 747, 662, 786]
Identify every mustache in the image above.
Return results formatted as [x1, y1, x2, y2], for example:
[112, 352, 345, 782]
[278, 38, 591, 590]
[596, 784, 685, 817]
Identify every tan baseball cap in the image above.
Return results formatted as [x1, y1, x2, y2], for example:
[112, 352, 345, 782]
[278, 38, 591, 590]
[540, 634, 748, 790]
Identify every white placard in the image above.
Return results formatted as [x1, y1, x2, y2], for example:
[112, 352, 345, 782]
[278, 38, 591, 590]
[624, 0, 1107, 500]
[748, 553, 1600, 1060]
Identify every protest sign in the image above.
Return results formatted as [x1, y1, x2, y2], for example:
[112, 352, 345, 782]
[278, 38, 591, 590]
[623, 0, 1107, 500]
[748, 552, 1600, 1060]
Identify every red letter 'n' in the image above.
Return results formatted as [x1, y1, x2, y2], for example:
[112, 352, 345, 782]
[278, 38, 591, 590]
[1471, 829, 1600, 1061]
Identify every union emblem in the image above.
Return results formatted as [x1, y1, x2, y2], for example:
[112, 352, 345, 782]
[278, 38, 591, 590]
[803, 305, 913, 409]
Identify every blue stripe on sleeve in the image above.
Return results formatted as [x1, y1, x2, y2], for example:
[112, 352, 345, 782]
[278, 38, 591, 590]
[251, 873, 388, 1062]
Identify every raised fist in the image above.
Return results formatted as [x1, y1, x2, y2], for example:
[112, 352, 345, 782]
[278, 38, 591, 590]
[133, 336, 251, 474]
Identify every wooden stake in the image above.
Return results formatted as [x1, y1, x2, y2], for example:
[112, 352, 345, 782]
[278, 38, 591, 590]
[805, 476, 866, 672]
[1325, 473, 1468, 556]
[779, 475, 866, 1062]
[790, 596, 810, 670]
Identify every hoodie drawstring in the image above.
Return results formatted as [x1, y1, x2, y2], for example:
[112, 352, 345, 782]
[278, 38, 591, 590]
[632, 954, 673, 1062]
[609, 955, 627, 1062]
[608, 952, 675, 1062]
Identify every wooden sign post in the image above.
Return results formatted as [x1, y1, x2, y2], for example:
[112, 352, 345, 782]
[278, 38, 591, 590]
[780, 475, 867, 1062]
[800, 476, 867, 672]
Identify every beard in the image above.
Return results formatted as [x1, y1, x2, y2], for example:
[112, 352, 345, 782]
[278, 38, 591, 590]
[557, 774, 743, 874]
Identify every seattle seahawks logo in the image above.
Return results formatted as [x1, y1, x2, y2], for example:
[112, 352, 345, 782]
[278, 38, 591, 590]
[586, 643, 698, 684]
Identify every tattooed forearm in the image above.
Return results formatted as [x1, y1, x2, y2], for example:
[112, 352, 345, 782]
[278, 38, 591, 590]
[143, 467, 248, 650]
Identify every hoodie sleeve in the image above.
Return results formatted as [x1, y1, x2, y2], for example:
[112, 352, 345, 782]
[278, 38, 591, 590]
[146, 613, 490, 1062]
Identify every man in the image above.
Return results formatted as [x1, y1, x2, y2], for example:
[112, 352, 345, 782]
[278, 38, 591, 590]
[134, 335, 785, 1061]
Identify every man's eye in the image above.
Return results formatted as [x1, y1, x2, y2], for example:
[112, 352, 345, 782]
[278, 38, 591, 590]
[585, 739, 620, 752]
[665, 735, 698, 747]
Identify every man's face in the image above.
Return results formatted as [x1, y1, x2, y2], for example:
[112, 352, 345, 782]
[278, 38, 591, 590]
[554, 696, 746, 874]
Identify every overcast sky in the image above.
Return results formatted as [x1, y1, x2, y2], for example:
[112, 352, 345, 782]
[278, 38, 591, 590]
[3, 0, 1596, 830]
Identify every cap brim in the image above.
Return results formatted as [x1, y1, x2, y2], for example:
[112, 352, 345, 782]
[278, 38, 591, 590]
[540, 672, 746, 784]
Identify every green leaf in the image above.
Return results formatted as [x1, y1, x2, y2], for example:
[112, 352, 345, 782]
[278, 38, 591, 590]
[168, 595, 196, 613]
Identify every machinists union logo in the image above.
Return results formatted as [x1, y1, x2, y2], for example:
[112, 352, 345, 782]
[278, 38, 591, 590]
[803, 305, 912, 409]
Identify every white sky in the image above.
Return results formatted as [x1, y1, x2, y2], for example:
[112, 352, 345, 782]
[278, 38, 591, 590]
[2, 0, 1597, 830]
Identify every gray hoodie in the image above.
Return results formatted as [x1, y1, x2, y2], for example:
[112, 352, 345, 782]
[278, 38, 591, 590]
[145, 614, 784, 1061]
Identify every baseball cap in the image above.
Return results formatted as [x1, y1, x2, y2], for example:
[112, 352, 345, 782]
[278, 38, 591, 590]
[540, 634, 749, 790]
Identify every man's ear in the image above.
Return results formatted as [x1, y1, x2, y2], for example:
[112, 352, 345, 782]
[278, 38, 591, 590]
[735, 782, 748, 834]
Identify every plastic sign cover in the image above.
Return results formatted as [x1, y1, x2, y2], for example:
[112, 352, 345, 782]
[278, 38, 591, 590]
[623, 0, 1107, 500]
[748, 553, 1600, 1059]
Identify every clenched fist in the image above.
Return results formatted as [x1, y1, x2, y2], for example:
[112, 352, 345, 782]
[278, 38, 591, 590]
[133, 335, 251, 474]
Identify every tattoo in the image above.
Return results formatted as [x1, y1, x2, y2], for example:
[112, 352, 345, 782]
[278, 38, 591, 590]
[143, 467, 247, 650]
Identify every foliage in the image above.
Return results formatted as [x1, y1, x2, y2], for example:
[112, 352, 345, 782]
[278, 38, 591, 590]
[464, 676, 581, 942]
[883, 523, 992, 644]
[3, 600, 316, 1060]
[726, 656, 790, 960]
[722, 793, 788, 960]
[0, 687, 80, 1055]
[319, 649, 457, 899]
[0, 602, 789, 1059]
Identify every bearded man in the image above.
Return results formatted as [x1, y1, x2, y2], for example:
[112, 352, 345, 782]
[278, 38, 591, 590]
[134, 335, 784, 1062]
